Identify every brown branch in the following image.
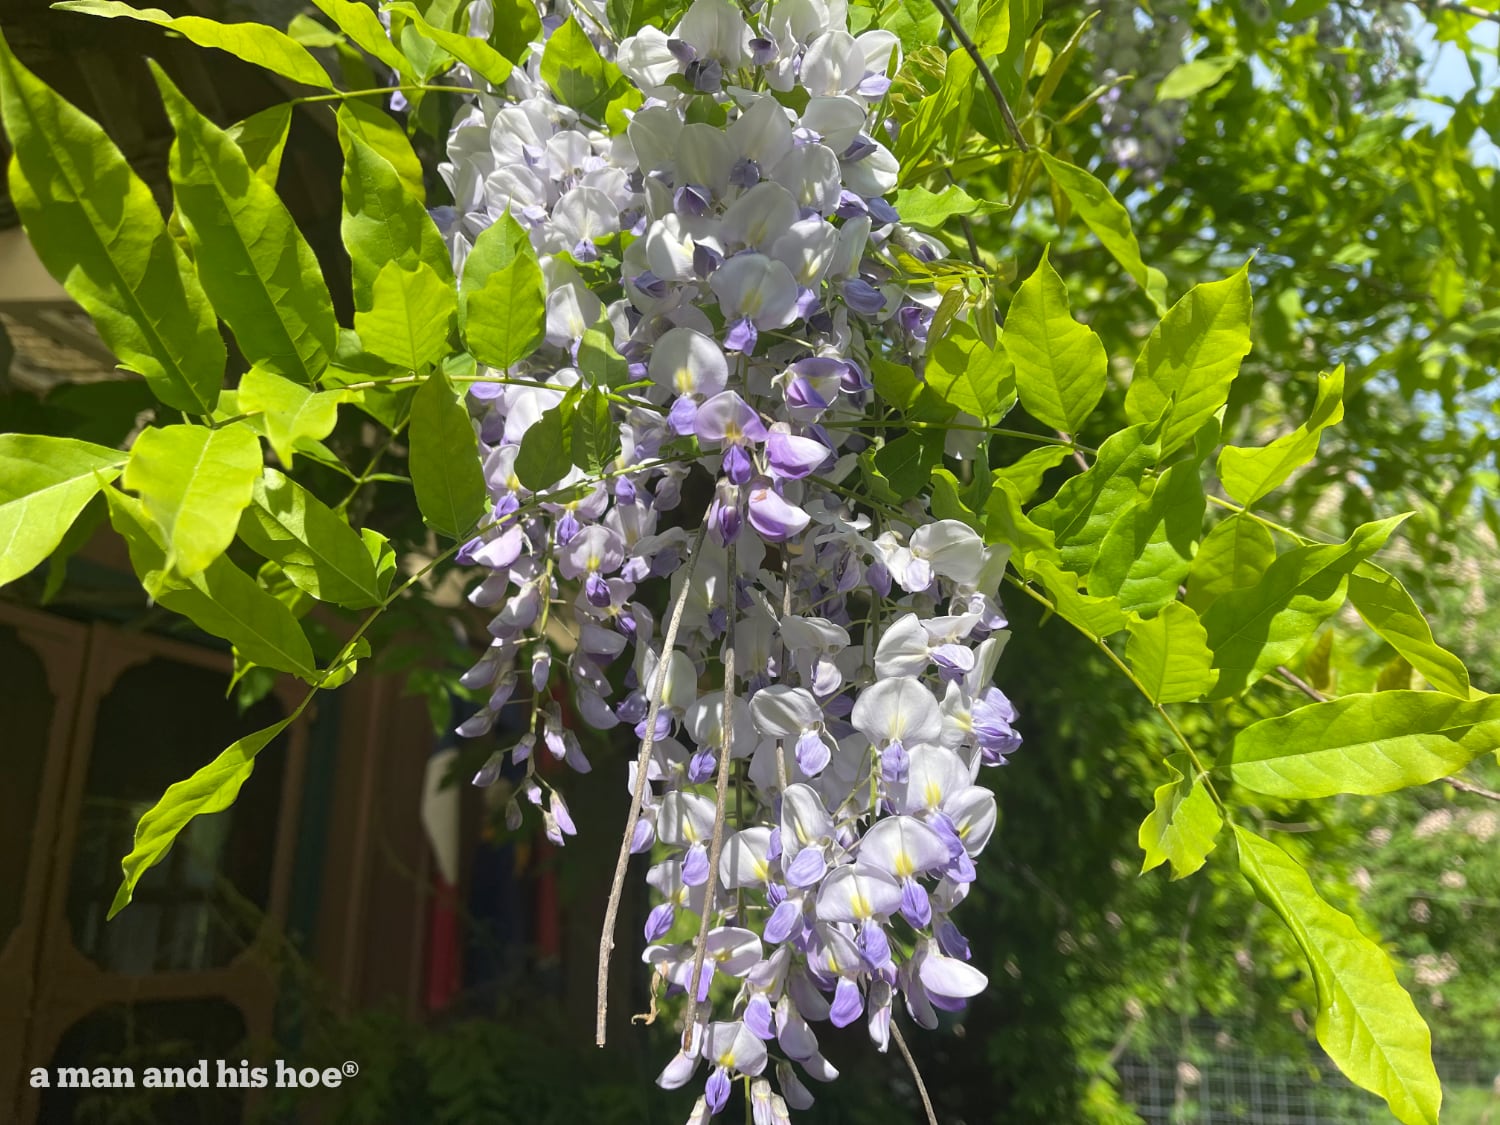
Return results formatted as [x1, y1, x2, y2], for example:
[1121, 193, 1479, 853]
[595, 521, 709, 1047]
[688, 537, 739, 1012]
[1446, 776, 1500, 803]
[1275, 665, 1327, 702]
[926, 0, 1029, 152]
[891, 1022, 940, 1125]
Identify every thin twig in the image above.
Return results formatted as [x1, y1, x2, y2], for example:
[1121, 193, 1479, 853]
[595, 521, 710, 1047]
[891, 1023, 940, 1125]
[1275, 665, 1327, 702]
[1432, 1, 1500, 23]
[1446, 776, 1500, 803]
[926, 0, 1029, 152]
[688, 538, 739, 1013]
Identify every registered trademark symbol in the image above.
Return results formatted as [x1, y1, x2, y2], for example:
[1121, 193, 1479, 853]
[342, 1061, 358, 1078]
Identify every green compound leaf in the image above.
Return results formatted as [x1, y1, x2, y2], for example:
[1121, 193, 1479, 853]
[983, 478, 1060, 573]
[238, 367, 344, 468]
[1233, 826, 1440, 1125]
[355, 260, 458, 372]
[1156, 54, 1239, 101]
[386, 1, 513, 86]
[927, 319, 1015, 422]
[1202, 515, 1407, 699]
[0, 434, 126, 588]
[1228, 690, 1500, 798]
[122, 422, 263, 579]
[460, 214, 547, 369]
[1090, 456, 1205, 614]
[515, 399, 576, 492]
[570, 387, 619, 473]
[107, 489, 317, 679]
[338, 127, 453, 311]
[1037, 151, 1168, 313]
[153, 65, 336, 386]
[226, 103, 293, 188]
[540, 16, 638, 122]
[1348, 564, 1471, 697]
[0, 33, 224, 414]
[408, 368, 487, 538]
[109, 716, 293, 919]
[308, 0, 409, 77]
[1126, 264, 1254, 457]
[1002, 249, 1107, 435]
[1185, 512, 1276, 613]
[894, 184, 1006, 231]
[1127, 602, 1220, 704]
[54, 1, 334, 88]
[992, 446, 1070, 505]
[874, 430, 945, 501]
[1138, 753, 1221, 878]
[238, 468, 385, 608]
[1219, 366, 1344, 506]
[336, 100, 425, 202]
[1031, 558, 1129, 638]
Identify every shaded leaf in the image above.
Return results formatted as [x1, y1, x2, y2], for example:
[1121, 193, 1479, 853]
[1186, 513, 1276, 613]
[991, 445, 1070, 504]
[874, 430, 944, 500]
[226, 103, 292, 187]
[1091, 457, 1205, 614]
[1033, 420, 1162, 575]
[515, 400, 575, 492]
[408, 368, 487, 537]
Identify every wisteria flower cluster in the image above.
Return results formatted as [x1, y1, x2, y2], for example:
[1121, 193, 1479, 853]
[441, 0, 1021, 1117]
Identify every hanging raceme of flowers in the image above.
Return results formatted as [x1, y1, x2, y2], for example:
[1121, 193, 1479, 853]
[443, 0, 1020, 1118]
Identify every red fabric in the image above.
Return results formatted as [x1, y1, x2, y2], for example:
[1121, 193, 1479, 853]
[423, 877, 464, 1011]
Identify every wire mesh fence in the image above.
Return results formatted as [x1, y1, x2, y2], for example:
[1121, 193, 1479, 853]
[1118, 1030, 1500, 1124]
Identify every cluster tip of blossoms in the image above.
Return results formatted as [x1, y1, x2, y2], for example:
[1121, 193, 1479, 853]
[436, 0, 1023, 1116]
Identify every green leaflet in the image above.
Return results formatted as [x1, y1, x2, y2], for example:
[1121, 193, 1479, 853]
[991, 446, 1070, 504]
[1031, 559, 1129, 638]
[1033, 420, 1161, 576]
[870, 355, 957, 422]
[154, 66, 336, 387]
[1002, 249, 1107, 434]
[1138, 753, 1221, 878]
[408, 369, 487, 538]
[515, 399, 575, 491]
[109, 716, 293, 918]
[1156, 55, 1239, 101]
[1185, 512, 1276, 613]
[0, 434, 126, 588]
[540, 17, 638, 122]
[460, 214, 547, 369]
[893, 184, 1006, 231]
[1348, 564, 1471, 697]
[226, 103, 293, 188]
[926, 320, 1015, 422]
[355, 261, 458, 371]
[605, 0, 664, 38]
[578, 326, 632, 389]
[492, 0, 543, 60]
[1228, 690, 1500, 798]
[336, 100, 426, 202]
[238, 367, 344, 467]
[1218, 366, 1344, 506]
[338, 127, 453, 311]
[1233, 826, 1441, 1125]
[54, 1, 333, 88]
[238, 468, 387, 608]
[983, 477, 1058, 572]
[386, 1, 513, 86]
[1089, 456, 1205, 614]
[308, 0, 410, 77]
[874, 431, 944, 500]
[570, 387, 619, 473]
[1126, 264, 1253, 456]
[896, 48, 977, 181]
[1201, 515, 1407, 699]
[930, 468, 982, 531]
[106, 490, 317, 680]
[0, 34, 224, 414]
[1126, 602, 1219, 703]
[122, 422, 263, 579]
[1037, 151, 1169, 313]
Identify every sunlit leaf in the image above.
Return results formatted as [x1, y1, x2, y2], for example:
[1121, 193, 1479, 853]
[1127, 602, 1219, 704]
[0, 434, 126, 588]
[1090, 457, 1205, 613]
[408, 368, 486, 538]
[1185, 513, 1276, 613]
[238, 367, 344, 468]
[1138, 753, 1221, 877]
[927, 319, 1015, 422]
[460, 214, 546, 369]
[1348, 564, 1471, 698]
[355, 260, 457, 371]
[1218, 366, 1344, 506]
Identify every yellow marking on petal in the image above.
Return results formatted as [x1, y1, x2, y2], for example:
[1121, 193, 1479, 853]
[718, 1051, 736, 1068]
[675, 368, 693, 394]
[894, 850, 914, 878]
[924, 779, 943, 808]
[827, 952, 841, 975]
[753, 857, 769, 882]
[852, 889, 872, 919]
[588, 554, 601, 570]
